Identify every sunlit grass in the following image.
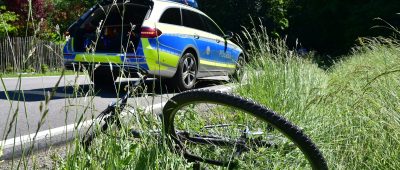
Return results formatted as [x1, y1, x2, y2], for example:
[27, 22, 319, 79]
[237, 26, 400, 169]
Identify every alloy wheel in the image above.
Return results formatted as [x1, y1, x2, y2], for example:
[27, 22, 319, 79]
[182, 55, 197, 87]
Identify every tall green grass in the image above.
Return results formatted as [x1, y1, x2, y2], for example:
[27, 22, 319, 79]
[2, 2, 400, 168]
[53, 110, 189, 170]
[238, 26, 400, 169]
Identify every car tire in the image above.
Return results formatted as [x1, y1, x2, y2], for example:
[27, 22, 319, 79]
[171, 52, 198, 91]
[88, 69, 117, 89]
[229, 55, 244, 81]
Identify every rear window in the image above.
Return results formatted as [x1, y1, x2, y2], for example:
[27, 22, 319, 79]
[159, 8, 182, 26]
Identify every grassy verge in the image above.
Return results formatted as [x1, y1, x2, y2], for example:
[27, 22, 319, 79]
[237, 26, 400, 169]
[0, 70, 75, 78]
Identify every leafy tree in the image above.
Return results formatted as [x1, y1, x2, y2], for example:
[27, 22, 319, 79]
[199, 0, 400, 63]
[53, 0, 97, 34]
[288, 0, 400, 57]
[4, 0, 53, 19]
[0, 5, 19, 37]
[198, 0, 292, 37]
[3, 0, 55, 37]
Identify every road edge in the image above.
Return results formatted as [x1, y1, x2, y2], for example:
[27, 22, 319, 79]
[0, 85, 234, 160]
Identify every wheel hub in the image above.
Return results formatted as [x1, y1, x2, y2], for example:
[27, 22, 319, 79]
[182, 57, 196, 86]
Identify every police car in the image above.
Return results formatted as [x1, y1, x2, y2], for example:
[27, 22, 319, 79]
[64, 0, 243, 90]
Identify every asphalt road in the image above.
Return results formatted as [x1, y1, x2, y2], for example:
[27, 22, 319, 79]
[0, 75, 229, 141]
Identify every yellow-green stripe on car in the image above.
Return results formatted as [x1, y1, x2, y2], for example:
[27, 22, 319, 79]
[200, 59, 236, 69]
[141, 38, 180, 71]
[75, 54, 122, 63]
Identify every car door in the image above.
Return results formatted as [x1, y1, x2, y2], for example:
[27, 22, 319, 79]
[182, 9, 219, 76]
[199, 14, 235, 75]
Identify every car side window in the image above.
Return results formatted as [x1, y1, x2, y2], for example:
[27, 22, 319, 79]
[201, 15, 224, 36]
[159, 8, 181, 25]
[182, 9, 207, 31]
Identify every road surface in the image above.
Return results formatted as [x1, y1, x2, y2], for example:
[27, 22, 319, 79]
[0, 75, 228, 141]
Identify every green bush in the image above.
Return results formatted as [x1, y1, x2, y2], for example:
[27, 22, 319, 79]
[24, 65, 36, 73]
[5, 64, 13, 73]
[40, 64, 49, 74]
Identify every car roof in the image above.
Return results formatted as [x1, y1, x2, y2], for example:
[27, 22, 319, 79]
[153, 0, 206, 16]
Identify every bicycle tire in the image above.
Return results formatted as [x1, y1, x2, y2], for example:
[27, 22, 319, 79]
[81, 91, 130, 150]
[163, 89, 328, 170]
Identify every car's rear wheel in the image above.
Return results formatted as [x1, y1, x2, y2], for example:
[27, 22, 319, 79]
[171, 52, 198, 91]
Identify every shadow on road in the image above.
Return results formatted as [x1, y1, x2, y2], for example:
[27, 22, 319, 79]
[0, 79, 228, 102]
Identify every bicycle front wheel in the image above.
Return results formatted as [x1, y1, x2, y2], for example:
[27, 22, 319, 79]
[163, 89, 327, 169]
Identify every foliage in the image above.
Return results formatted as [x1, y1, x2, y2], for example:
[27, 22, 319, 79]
[1, 0, 399, 59]
[200, 0, 400, 63]
[2, 0, 55, 38]
[0, 5, 19, 36]
[5, 64, 13, 73]
[199, 0, 292, 37]
[238, 26, 400, 168]
[288, 0, 400, 57]
[52, 0, 97, 34]
[56, 110, 190, 170]
[24, 65, 35, 73]
[40, 64, 49, 74]
[5, 0, 54, 21]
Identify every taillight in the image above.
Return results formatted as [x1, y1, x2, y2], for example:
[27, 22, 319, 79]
[141, 27, 162, 38]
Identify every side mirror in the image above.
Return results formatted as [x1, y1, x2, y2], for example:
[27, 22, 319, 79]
[223, 31, 234, 40]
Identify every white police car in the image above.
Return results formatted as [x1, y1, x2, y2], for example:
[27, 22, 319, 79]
[64, 0, 243, 90]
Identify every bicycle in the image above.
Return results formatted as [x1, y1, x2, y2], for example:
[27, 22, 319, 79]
[81, 81, 328, 169]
